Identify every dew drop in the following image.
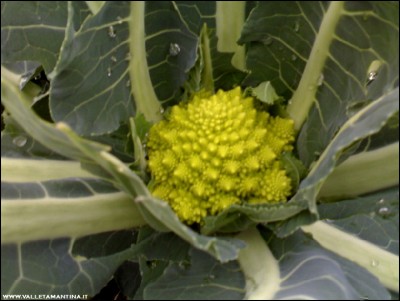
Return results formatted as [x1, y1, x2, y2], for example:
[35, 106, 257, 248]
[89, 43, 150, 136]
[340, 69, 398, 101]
[169, 43, 181, 56]
[367, 71, 377, 85]
[294, 21, 300, 32]
[378, 207, 391, 217]
[160, 107, 165, 114]
[317, 73, 324, 86]
[125, 52, 132, 61]
[13, 136, 27, 147]
[110, 56, 117, 63]
[34, 73, 41, 81]
[370, 259, 379, 267]
[262, 36, 273, 46]
[291, 54, 297, 61]
[116, 16, 123, 24]
[366, 60, 382, 86]
[107, 67, 112, 77]
[125, 80, 131, 87]
[378, 198, 385, 204]
[108, 25, 116, 38]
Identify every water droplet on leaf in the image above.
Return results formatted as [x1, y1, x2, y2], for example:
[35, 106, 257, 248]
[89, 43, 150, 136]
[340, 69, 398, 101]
[125, 52, 131, 61]
[160, 107, 165, 114]
[367, 71, 377, 85]
[169, 43, 181, 56]
[117, 16, 123, 24]
[13, 136, 27, 147]
[107, 67, 112, 77]
[108, 26, 116, 38]
[366, 60, 382, 86]
[110, 56, 117, 63]
[378, 199, 385, 204]
[126, 80, 131, 87]
[291, 54, 297, 61]
[378, 207, 391, 217]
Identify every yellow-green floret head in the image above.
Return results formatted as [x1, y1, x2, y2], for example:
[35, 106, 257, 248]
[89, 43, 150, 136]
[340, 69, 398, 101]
[147, 87, 295, 225]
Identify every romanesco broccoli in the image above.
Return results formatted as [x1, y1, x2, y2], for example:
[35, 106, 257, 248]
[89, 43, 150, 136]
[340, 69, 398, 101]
[147, 87, 295, 224]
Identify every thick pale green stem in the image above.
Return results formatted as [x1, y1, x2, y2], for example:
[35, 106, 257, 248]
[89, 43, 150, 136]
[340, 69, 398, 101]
[319, 142, 399, 199]
[287, 2, 344, 131]
[237, 228, 280, 300]
[302, 221, 399, 292]
[216, 1, 246, 70]
[200, 24, 215, 92]
[129, 2, 162, 123]
[1, 192, 146, 243]
[1, 158, 95, 182]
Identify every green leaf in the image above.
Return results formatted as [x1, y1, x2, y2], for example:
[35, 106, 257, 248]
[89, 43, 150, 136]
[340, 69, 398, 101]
[113, 261, 141, 300]
[135, 257, 170, 300]
[238, 227, 390, 300]
[302, 220, 398, 292]
[286, 88, 398, 230]
[1, 160, 146, 243]
[280, 152, 307, 192]
[294, 1, 398, 164]
[239, 2, 399, 166]
[48, 1, 204, 134]
[72, 230, 138, 259]
[1, 238, 137, 296]
[312, 187, 399, 290]
[249, 81, 283, 105]
[144, 247, 245, 300]
[1, 89, 146, 243]
[201, 202, 307, 235]
[1, 61, 41, 90]
[135, 227, 191, 262]
[239, 2, 326, 100]
[319, 142, 399, 199]
[134, 196, 246, 263]
[1, 1, 90, 73]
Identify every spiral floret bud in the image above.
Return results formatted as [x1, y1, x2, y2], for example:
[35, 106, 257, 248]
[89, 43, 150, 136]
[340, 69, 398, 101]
[147, 87, 295, 224]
